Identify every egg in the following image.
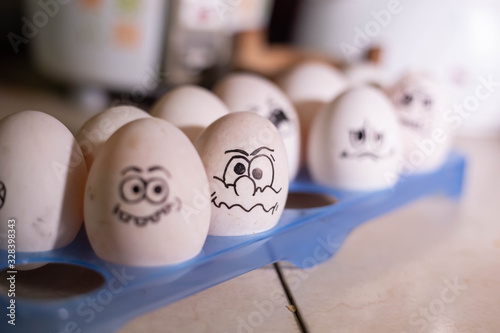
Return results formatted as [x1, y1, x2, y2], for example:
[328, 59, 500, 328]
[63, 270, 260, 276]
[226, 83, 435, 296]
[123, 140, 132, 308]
[195, 112, 289, 236]
[84, 118, 210, 266]
[277, 61, 347, 165]
[213, 73, 300, 180]
[0, 111, 87, 252]
[150, 85, 229, 142]
[386, 71, 452, 173]
[343, 63, 388, 88]
[76, 105, 151, 169]
[308, 87, 402, 191]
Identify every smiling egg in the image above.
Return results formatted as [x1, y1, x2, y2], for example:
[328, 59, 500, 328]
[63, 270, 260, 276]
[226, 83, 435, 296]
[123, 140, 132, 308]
[308, 87, 402, 191]
[150, 85, 229, 142]
[76, 105, 150, 169]
[277, 61, 347, 165]
[84, 118, 210, 266]
[195, 112, 289, 236]
[386, 71, 452, 173]
[0, 111, 87, 252]
[213, 73, 300, 180]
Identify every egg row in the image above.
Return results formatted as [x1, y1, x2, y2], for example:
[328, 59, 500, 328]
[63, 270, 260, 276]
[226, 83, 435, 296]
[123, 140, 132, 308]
[0, 65, 451, 267]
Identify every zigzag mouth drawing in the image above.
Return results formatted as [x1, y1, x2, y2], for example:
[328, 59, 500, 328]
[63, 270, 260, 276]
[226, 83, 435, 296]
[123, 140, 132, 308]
[340, 149, 395, 161]
[401, 118, 425, 130]
[211, 192, 279, 214]
[113, 197, 182, 227]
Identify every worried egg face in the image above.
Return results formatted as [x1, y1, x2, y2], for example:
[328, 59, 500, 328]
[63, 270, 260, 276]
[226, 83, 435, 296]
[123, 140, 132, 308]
[195, 112, 289, 236]
[84, 118, 210, 266]
[308, 87, 402, 191]
[214, 73, 300, 180]
[387, 72, 452, 173]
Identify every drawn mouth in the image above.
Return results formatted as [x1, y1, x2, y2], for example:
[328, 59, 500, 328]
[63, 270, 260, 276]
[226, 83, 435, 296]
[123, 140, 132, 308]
[211, 192, 279, 214]
[113, 198, 182, 227]
[341, 149, 394, 161]
[401, 118, 425, 130]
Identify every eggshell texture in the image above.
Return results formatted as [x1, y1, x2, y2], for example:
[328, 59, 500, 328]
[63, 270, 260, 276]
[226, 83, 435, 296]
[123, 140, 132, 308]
[195, 112, 289, 236]
[308, 87, 402, 191]
[150, 85, 229, 142]
[214, 73, 300, 180]
[84, 118, 210, 266]
[386, 71, 452, 173]
[277, 61, 348, 166]
[0, 111, 87, 252]
[76, 105, 151, 169]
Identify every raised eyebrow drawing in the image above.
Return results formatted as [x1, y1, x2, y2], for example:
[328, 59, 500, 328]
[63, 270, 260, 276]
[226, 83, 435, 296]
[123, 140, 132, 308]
[250, 147, 274, 156]
[148, 165, 172, 178]
[225, 149, 249, 156]
[121, 166, 142, 175]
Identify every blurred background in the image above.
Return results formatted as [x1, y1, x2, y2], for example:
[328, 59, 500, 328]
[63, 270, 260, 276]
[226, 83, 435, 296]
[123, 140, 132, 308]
[2, 0, 500, 137]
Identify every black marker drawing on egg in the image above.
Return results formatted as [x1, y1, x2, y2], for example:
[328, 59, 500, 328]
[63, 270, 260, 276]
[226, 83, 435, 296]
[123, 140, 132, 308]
[0, 181, 5, 210]
[113, 165, 182, 226]
[211, 146, 282, 214]
[340, 121, 394, 161]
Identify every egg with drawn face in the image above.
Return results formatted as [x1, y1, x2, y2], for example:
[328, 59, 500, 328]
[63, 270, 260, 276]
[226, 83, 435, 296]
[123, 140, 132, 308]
[308, 87, 402, 191]
[84, 118, 210, 266]
[195, 112, 289, 236]
[214, 73, 300, 180]
[387, 71, 452, 172]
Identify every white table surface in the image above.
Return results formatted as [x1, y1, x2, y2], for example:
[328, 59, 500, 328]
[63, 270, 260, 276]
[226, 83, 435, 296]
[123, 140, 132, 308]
[2, 84, 499, 333]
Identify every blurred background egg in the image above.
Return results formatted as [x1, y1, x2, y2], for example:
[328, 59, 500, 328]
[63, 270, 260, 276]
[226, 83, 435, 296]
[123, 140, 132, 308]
[195, 112, 289, 236]
[308, 86, 402, 191]
[386, 71, 453, 173]
[84, 117, 210, 266]
[150, 85, 229, 142]
[76, 105, 151, 169]
[276, 61, 347, 165]
[213, 73, 300, 180]
[0, 111, 87, 252]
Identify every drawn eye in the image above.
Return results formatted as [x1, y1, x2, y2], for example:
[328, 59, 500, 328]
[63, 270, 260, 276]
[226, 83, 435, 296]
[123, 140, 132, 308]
[349, 129, 366, 148]
[269, 108, 289, 128]
[146, 178, 169, 205]
[423, 99, 433, 109]
[401, 94, 413, 105]
[372, 132, 384, 149]
[120, 176, 146, 204]
[222, 156, 249, 185]
[249, 155, 274, 190]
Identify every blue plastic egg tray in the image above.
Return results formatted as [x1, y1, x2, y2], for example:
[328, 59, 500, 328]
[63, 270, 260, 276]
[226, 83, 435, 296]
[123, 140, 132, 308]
[0, 152, 466, 333]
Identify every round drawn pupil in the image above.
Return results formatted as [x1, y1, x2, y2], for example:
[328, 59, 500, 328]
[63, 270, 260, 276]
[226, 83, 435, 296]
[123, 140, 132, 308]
[252, 168, 263, 180]
[403, 94, 413, 104]
[357, 130, 365, 141]
[133, 185, 140, 193]
[234, 163, 246, 175]
[154, 186, 162, 194]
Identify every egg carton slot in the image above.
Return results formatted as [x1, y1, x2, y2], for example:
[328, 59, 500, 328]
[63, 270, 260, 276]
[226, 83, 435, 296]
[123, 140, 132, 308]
[0, 152, 466, 333]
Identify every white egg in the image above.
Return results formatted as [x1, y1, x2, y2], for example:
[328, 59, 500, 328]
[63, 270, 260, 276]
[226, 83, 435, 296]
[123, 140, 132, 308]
[277, 61, 348, 166]
[343, 63, 388, 88]
[150, 85, 229, 142]
[386, 72, 452, 173]
[195, 112, 289, 236]
[214, 73, 300, 180]
[76, 105, 151, 169]
[0, 111, 87, 252]
[84, 118, 210, 266]
[308, 87, 402, 191]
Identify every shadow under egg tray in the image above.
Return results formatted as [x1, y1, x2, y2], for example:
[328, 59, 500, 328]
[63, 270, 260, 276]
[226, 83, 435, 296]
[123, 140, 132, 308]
[0, 152, 466, 333]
